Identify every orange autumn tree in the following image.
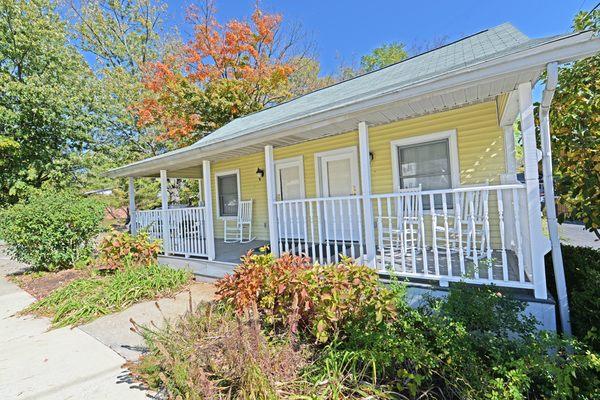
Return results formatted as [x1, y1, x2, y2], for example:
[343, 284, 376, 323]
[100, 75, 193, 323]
[136, 1, 305, 146]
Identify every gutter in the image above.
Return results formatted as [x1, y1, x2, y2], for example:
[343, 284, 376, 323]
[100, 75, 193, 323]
[539, 62, 571, 335]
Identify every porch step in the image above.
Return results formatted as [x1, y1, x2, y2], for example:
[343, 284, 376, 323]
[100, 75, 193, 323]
[157, 255, 236, 282]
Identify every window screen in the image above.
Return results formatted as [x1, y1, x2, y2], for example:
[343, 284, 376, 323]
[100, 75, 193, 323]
[217, 174, 238, 217]
[397, 139, 452, 208]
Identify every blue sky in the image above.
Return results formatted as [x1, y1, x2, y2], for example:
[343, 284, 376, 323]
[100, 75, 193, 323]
[163, 0, 594, 75]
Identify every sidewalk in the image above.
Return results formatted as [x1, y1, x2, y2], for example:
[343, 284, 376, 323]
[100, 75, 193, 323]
[0, 253, 148, 399]
[559, 222, 600, 249]
[0, 279, 149, 399]
[0, 246, 218, 399]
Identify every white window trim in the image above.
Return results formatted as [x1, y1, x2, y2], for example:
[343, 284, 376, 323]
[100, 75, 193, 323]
[215, 169, 241, 220]
[274, 155, 306, 201]
[314, 146, 360, 197]
[390, 130, 460, 193]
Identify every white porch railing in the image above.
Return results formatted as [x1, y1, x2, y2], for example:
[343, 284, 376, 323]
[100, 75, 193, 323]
[275, 196, 365, 264]
[134, 207, 208, 257]
[275, 184, 534, 290]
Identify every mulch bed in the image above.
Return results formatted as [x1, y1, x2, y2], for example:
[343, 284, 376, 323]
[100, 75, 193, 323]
[10, 269, 89, 300]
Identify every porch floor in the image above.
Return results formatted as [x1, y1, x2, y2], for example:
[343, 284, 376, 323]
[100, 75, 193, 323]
[378, 249, 529, 283]
[281, 241, 530, 284]
[214, 239, 270, 264]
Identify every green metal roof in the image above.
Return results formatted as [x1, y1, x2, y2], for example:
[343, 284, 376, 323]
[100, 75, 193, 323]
[107, 22, 593, 178]
[190, 23, 557, 149]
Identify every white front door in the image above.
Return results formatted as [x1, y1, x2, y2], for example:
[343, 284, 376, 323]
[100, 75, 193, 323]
[275, 157, 305, 239]
[317, 147, 361, 242]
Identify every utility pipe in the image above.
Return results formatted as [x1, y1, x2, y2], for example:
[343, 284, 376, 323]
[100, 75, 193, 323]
[539, 62, 571, 335]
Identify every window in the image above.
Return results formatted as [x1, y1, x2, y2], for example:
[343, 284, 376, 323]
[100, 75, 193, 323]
[217, 172, 239, 217]
[397, 139, 452, 191]
[392, 131, 459, 209]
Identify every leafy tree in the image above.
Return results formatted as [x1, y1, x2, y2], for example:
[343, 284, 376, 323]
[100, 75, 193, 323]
[69, 0, 171, 210]
[550, 10, 600, 238]
[287, 56, 335, 98]
[70, 0, 171, 158]
[0, 0, 101, 205]
[360, 42, 408, 72]
[334, 41, 409, 80]
[135, 0, 310, 145]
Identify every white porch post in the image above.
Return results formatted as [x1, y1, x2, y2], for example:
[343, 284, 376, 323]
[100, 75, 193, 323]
[202, 161, 216, 260]
[198, 179, 203, 206]
[500, 125, 517, 250]
[502, 125, 518, 179]
[540, 62, 571, 334]
[159, 170, 171, 255]
[518, 82, 548, 300]
[358, 122, 376, 266]
[128, 176, 137, 234]
[264, 145, 280, 257]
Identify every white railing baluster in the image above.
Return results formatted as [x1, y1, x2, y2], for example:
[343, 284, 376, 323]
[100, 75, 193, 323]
[283, 203, 290, 253]
[295, 201, 301, 255]
[376, 198, 385, 271]
[338, 199, 347, 258]
[467, 192, 479, 278]
[323, 200, 331, 264]
[418, 194, 428, 276]
[397, 196, 406, 274]
[347, 199, 355, 259]
[430, 193, 440, 276]
[454, 192, 466, 275]
[386, 197, 396, 272]
[316, 201, 324, 264]
[334, 199, 341, 262]
[309, 201, 316, 262]
[355, 198, 364, 262]
[496, 189, 508, 281]
[483, 190, 492, 280]
[276, 204, 284, 253]
[303, 202, 309, 256]
[512, 189, 525, 282]
[441, 194, 452, 277]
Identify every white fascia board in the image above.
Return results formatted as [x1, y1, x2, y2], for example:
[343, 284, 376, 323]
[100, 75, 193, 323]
[107, 32, 600, 178]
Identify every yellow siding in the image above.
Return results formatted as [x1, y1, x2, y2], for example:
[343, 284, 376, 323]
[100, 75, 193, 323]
[496, 92, 510, 123]
[211, 152, 268, 239]
[273, 131, 359, 198]
[210, 101, 506, 240]
[370, 101, 505, 193]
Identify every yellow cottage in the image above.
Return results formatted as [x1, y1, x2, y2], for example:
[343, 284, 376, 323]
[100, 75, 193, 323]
[107, 23, 600, 331]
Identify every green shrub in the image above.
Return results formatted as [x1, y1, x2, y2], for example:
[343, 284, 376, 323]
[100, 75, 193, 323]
[431, 283, 537, 339]
[305, 283, 600, 399]
[216, 253, 396, 342]
[25, 263, 191, 327]
[0, 189, 105, 271]
[546, 244, 600, 350]
[97, 230, 161, 270]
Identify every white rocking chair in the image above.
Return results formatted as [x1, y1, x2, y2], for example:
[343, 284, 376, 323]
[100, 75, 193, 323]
[224, 199, 255, 243]
[435, 182, 491, 260]
[379, 186, 424, 267]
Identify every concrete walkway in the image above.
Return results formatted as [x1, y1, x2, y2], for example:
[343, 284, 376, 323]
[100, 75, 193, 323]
[0, 272, 149, 399]
[0, 244, 218, 399]
[80, 282, 216, 360]
[559, 222, 600, 249]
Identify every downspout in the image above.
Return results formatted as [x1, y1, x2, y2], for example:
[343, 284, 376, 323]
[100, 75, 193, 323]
[539, 62, 571, 335]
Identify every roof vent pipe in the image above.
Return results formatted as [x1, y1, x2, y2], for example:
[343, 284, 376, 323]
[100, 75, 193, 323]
[539, 62, 571, 335]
